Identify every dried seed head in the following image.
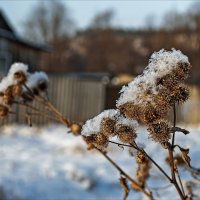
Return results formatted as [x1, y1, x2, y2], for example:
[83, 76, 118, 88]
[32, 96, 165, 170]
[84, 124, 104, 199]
[140, 104, 167, 124]
[161, 142, 169, 149]
[154, 94, 170, 118]
[136, 159, 151, 187]
[83, 135, 95, 150]
[14, 71, 27, 84]
[2, 86, 13, 105]
[70, 123, 82, 135]
[156, 73, 180, 90]
[12, 84, 23, 97]
[32, 88, 40, 96]
[147, 120, 171, 144]
[21, 92, 34, 102]
[119, 103, 141, 121]
[177, 61, 192, 75]
[93, 132, 109, 150]
[0, 104, 9, 117]
[168, 84, 190, 105]
[38, 81, 48, 91]
[100, 118, 116, 137]
[116, 124, 137, 143]
[136, 151, 147, 164]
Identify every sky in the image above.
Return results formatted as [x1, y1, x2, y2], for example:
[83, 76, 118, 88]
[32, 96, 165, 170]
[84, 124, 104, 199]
[0, 0, 195, 34]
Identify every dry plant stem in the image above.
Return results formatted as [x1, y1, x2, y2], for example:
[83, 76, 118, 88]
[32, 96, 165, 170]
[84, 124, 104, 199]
[109, 141, 172, 182]
[131, 142, 172, 182]
[23, 84, 71, 126]
[14, 101, 59, 121]
[14, 100, 69, 125]
[95, 147, 154, 200]
[172, 103, 176, 146]
[27, 112, 61, 122]
[33, 94, 71, 126]
[176, 166, 186, 196]
[168, 104, 185, 200]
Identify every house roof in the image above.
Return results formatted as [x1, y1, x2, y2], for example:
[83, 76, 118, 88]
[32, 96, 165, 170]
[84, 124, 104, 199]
[0, 10, 50, 52]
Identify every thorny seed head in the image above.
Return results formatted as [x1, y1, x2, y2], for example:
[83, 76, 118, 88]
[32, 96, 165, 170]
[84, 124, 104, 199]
[119, 103, 141, 121]
[140, 104, 167, 124]
[21, 91, 34, 102]
[32, 88, 40, 96]
[100, 118, 116, 137]
[11, 84, 23, 97]
[156, 73, 180, 90]
[0, 104, 9, 117]
[70, 123, 82, 135]
[2, 86, 14, 105]
[93, 132, 109, 150]
[116, 124, 137, 143]
[153, 94, 170, 114]
[83, 135, 95, 150]
[38, 81, 48, 91]
[136, 151, 147, 164]
[83, 133, 109, 151]
[147, 120, 171, 144]
[177, 61, 192, 74]
[13, 71, 27, 84]
[168, 84, 190, 105]
[136, 159, 151, 187]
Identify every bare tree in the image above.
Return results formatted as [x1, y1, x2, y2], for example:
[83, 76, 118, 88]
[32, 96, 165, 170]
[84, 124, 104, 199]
[23, 1, 74, 44]
[144, 14, 157, 30]
[90, 9, 115, 29]
[162, 9, 188, 30]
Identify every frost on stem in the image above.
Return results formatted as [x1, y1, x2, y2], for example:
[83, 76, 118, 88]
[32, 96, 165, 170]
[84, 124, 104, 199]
[0, 62, 49, 117]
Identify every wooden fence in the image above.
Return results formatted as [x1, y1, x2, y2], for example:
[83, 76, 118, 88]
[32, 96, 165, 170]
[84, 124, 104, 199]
[0, 72, 200, 125]
[0, 74, 106, 125]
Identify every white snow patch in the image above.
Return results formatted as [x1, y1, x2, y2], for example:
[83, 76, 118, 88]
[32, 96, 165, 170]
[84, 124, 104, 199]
[26, 72, 48, 90]
[117, 49, 190, 107]
[81, 109, 120, 136]
[0, 124, 199, 199]
[117, 116, 138, 129]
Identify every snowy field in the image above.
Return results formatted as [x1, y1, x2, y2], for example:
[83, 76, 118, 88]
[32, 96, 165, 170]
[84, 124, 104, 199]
[0, 124, 200, 200]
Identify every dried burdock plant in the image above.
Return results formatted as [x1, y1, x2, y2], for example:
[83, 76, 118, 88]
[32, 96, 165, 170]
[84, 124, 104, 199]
[1, 49, 198, 200]
[147, 119, 171, 144]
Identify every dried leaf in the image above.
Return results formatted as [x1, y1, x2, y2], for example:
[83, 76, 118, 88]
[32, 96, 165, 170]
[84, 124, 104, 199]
[180, 148, 191, 167]
[131, 181, 141, 192]
[170, 127, 190, 135]
[119, 176, 130, 200]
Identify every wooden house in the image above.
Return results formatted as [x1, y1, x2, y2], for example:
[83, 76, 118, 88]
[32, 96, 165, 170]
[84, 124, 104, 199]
[0, 10, 49, 74]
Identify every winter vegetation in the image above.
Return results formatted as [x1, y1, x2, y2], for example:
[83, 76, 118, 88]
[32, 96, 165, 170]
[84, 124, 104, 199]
[21, 1, 200, 87]
[0, 48, 200, 199]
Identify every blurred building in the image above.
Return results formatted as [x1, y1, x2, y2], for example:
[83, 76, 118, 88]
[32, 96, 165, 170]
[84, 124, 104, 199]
[0, 10, 49, 74]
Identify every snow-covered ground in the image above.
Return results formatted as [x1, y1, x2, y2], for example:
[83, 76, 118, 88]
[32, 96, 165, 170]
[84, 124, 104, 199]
[0, 124, 200, 200]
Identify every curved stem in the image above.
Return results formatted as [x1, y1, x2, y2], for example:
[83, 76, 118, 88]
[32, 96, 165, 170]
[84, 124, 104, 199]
[109, 140, 172, 182]
[95, 147, 154, 200]
[168, 103, 185, 200]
